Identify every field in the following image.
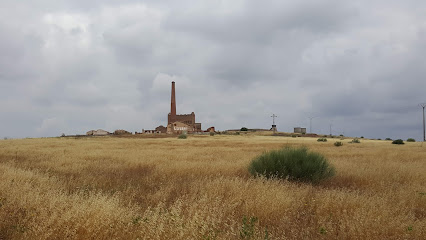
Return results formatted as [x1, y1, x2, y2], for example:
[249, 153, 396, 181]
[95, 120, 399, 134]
[0, 134, 425, 239]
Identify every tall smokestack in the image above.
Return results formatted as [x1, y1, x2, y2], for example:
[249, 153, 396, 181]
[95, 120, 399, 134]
[170, 81, 176, 122]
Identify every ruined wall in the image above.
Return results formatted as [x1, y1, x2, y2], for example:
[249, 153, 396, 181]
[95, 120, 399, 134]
[167, 122, 194, 134]
[168, 112, 195, 126]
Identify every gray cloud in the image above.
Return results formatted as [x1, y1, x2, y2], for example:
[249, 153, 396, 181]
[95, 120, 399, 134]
[0, 0, 425, 141]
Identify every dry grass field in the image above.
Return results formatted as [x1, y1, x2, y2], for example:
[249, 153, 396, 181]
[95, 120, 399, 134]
[0, 134, 425, 239]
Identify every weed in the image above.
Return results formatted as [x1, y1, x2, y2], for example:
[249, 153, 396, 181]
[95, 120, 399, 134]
[334, 141, 343, 147]
[264, 228, 270, 240]
[392, 139, 404, 145]
[249, 146, 335, 183]
[132, 216, 142, 224]
[210, 132, 215, 136]
[240, 216, 257, 239]
[407, 138, 415, 142]
[178, 134, 187, 139]
[351, 138, 360, 143]
[317, 138, 327, 142]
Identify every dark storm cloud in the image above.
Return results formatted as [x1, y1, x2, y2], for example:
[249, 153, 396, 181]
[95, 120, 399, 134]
[0, 0, 425, 140]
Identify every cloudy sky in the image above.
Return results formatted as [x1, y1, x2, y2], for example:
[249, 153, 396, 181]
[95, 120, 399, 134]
[1, 0, 426, 140]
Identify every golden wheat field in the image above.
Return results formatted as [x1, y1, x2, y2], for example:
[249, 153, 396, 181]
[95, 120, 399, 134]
[0, 134, 425, 239]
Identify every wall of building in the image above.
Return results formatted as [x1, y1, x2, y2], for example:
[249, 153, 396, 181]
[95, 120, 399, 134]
[168, 112, 195, 126]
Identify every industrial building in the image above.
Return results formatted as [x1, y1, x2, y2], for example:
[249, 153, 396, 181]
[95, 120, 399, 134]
[167, 81, 202, 134]
[294, 127, 307, 134]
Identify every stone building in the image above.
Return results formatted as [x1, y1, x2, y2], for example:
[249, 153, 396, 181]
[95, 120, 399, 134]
[86, 129, 110, 136]
[155, 125, 167, 133]
[167, 81, 202, 134]
[113, 129, 131, 135]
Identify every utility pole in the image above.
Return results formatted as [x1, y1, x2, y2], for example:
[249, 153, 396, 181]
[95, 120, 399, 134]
[271, 114, 277, 134]
[308, 116, 318, 134]
[329, 120, 333, 136]
[420, 103, 426, 141]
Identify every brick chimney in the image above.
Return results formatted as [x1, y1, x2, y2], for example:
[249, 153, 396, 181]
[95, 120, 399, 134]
[170, 81, 176, 123]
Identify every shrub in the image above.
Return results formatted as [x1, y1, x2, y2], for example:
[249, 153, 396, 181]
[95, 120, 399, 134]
[291, 135, 296, 138]
[248, 146, 335, 184]
[317, 138, 327, 142]
[351, 138, 360, 143]
[407, 138, 416, 142]
[241, 127, 248, 131]
[385, 138, 392, 141]
[392, 139, 404, 145]
[178, 134, 187, 139]
[334, 141, 343, 147]
[235, 132, 240, 135]
[377, 138, 381, 140]
[209, 132, 215, 136]
[360, 136, 364, 138]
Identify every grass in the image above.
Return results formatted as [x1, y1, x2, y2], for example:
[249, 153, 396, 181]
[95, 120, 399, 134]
[0, 135, 425, 239]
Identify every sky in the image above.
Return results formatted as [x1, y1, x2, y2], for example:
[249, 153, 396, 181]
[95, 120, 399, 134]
[1, 0, 426, 140]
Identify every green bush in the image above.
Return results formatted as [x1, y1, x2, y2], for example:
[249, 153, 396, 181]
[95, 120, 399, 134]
[291, 135, 296, 138]
[385, 138, 392, 141]
[241, 127, 248, 131]
[377, 138, 381, 140]
[248, 146, 335, 184]
[178, 134, 187, 139]
[334, 141, 343, 147]
[317, 138, 327, 142]
[360, 136, 364, 138]
[351, 138, 360, 143]
[407, 138, 416, 142]
[209, 132, 215, 136]
[392, 139, 404, 145]
[235, 132, 240, 135]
